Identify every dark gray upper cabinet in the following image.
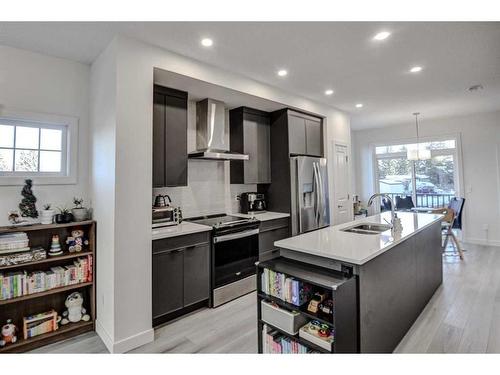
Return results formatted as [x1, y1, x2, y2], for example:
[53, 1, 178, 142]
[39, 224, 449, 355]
[287, 110, 323, 157]
[230, 107, 271, 184]
[153, 85, 188, 187]
[305, 118, 322, 157]
[287, 113, 307, 155]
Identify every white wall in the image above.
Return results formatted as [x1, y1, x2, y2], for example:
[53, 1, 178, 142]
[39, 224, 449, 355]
[0, 45, 90, 226]
[90, 35, 351, 352]
[352, 110, 500, 246]
[89, 41, 117, 348]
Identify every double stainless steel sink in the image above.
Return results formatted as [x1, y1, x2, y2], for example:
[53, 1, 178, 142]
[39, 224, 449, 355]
[341, 223, 392, 235]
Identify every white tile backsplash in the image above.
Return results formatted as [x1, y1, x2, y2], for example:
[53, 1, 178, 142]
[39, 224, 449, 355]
[153, 160, 256, 218]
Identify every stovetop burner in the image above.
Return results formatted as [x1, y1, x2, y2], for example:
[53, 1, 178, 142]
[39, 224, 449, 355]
[187, 213, 258, 231]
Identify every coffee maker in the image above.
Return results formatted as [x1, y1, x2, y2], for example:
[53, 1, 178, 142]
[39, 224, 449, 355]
[239, 192, 267, 214]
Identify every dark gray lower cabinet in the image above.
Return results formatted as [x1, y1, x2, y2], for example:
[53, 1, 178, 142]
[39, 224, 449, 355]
[183, 244, 210, 306]
[152, 249, 183, 319]
[258, 218, 290, 261]
[152, 232, 210, 326]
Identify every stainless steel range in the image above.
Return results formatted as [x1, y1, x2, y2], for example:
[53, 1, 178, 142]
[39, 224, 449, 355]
[188, 214, 259, 307]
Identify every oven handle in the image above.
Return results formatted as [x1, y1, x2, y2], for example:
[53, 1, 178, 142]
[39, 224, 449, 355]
[213, 228, 259, 243]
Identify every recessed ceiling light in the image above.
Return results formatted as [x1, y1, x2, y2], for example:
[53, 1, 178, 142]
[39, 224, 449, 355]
[410, 66, 423, 73]
[325, 89, 334, 96]
[373, 31, 391, 41]
[277, 69, 288, 77]
[355, 103, 363, 108]
[201, 38, 213, 47]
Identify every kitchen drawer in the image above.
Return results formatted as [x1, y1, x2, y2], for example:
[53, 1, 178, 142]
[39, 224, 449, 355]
[152, 231, 210, 254]
[261, 300, 307, 335]
[259, 226, 290, 254]
[259, 217, 290, 232]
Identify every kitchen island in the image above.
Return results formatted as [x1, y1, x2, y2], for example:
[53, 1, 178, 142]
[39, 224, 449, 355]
[262, 211, 443, 353]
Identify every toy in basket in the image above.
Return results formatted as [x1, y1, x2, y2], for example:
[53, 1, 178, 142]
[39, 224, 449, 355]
[23, 310, 58, 339]
[299, 320, 334, 351]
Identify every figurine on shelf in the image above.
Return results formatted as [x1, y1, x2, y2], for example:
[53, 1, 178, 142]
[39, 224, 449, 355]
[0, 319, 18, 347]
[307, 292, 327, 314]
[65, 230, 89, 253]
[60, 292, 90, 325]
[7, 210, 27, 226]
[48, 234, 63, 256]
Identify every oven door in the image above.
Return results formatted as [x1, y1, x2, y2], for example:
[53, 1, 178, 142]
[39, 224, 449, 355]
[213, 228, 259, 288]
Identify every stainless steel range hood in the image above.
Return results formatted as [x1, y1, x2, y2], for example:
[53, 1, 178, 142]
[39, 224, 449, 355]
[188, 98, 249, 161]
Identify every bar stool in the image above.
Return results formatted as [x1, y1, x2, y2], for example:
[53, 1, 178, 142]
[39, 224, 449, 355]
[432, 207, 464, 260]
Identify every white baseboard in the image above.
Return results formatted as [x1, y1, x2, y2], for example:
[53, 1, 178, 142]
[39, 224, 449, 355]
[95, 319, 113, 353]
[96, 319, 154, 353]
[463, 237, 500, 247]
[112, 328, 154, 353]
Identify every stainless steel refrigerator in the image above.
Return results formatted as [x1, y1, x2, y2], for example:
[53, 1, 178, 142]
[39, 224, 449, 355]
[290, 156, 330, 236]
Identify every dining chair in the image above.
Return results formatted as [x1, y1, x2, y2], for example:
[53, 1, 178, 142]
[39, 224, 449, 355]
[448, 197, 465, 229]
[395, 195, 415, 211]
[432, 207, 464, 260]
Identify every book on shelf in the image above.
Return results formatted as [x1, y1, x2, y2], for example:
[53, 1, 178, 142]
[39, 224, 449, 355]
[261, 324, 312, 354]
[261, 268, 312, 306]
[0, 232, 30, 254]
[0, 255, 92, 301]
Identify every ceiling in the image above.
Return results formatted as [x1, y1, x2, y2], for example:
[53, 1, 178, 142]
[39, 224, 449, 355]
[1, 22, 499, 130]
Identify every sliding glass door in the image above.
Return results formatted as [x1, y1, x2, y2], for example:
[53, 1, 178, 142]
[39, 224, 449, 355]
[375, 139, 458, 209]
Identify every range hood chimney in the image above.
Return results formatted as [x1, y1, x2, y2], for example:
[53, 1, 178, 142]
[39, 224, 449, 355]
[188, 98, 249, 161]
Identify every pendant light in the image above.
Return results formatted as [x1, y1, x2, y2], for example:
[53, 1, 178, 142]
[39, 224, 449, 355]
[407, 112, 431, 161]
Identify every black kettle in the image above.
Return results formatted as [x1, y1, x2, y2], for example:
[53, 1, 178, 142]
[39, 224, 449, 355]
[154, 194, 172, 208]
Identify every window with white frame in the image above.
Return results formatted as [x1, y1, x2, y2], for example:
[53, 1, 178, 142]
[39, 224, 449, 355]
[0, 120, 67, 176]
[0, 108, 80, 186]
[374, 138, 460, 208]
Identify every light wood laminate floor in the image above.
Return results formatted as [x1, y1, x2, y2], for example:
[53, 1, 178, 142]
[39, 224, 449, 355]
[31, 243, 500, 353]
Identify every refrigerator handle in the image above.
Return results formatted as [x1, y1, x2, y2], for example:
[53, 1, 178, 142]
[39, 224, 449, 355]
[317, 162, 325, 223]
[296, 158, 303, 234]
[313, 162, 321, 225]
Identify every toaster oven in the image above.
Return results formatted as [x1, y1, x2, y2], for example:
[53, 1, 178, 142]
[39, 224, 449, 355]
[152, 206, 181, 228]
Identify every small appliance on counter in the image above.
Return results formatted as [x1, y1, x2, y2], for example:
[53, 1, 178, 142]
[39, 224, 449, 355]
[152, 194, 182, 228]
[239, 192, 267, 214]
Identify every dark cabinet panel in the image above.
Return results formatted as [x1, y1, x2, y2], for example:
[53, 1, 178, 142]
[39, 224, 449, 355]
[287, 113, 306, 155]
[152, 85, 188, 187]
[230, 107, 271, 184]
[305, 118, 322, 157]
[259, 226, 290, 254]
[153, 93, 166, 187]
[152, 249, 184, 319]
[183, 244, 210, 306]
[165, 95, 188, 187]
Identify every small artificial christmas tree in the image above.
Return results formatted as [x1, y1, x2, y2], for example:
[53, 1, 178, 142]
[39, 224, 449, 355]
[19, 179, 38, 218]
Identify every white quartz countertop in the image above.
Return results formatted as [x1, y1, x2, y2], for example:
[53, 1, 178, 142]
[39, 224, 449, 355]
[152, 222, 212, 240]
[232, 211, 290, 222]
[274, 212, 443, 265]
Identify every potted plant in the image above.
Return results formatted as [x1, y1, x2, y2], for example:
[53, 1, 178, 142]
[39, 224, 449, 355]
[55, 206, 73, 224]
[40, 204, 55, 225]
[71, 197, 88, 222]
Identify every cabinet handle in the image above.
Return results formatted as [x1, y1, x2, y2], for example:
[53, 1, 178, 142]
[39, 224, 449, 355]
[235, 271, 242, 276]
